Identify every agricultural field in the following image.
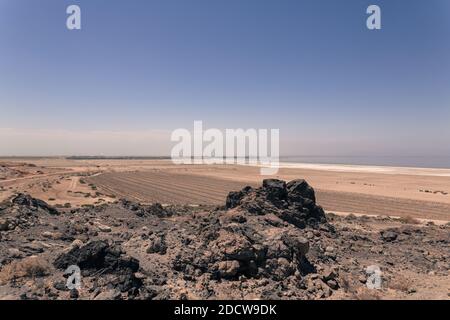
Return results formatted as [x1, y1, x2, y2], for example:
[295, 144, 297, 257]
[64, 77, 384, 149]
[88, 170, 450, 221]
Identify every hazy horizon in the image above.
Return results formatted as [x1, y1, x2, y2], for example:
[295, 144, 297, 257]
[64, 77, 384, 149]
[1, 153, 450, 169]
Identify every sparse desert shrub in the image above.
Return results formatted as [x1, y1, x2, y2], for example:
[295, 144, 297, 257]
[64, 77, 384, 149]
[345, 213, 357, 221]
[339, 274, 353, 293]
[388, 275, 412, 293]
[326, 212, 338, 220]
[0, 256, 51, 284]
[350, 288, 381, 300]
[398, 216, 420, 225]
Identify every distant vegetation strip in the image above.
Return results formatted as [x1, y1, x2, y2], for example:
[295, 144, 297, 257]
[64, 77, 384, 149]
[66, 156, 171, 160]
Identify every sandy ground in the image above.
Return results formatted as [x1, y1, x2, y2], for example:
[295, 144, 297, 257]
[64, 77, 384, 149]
[1, 158, 450, 222]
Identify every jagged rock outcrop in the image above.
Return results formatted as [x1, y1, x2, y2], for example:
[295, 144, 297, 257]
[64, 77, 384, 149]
[11, 193, 59, 215]
[0, 194, 59, 231]
[53, 240, 142, 294]
[226, 179, 326, 228]
[167, 179, 326, 282]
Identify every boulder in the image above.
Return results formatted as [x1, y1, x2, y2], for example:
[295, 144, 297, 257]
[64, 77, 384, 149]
[53, 240, 139, 274]
[224, 179, 326, 228]
[286, 179, 316, 203]
[262, 179, 287, 201]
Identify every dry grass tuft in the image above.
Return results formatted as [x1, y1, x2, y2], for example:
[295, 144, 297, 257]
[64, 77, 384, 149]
[350, 288, 381, 300]
[0, 256, 52, 284]
[388, 275, 412, 292]
[397, 216, 421, 225]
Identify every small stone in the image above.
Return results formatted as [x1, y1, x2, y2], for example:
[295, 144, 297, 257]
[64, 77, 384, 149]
[0, 219, 10, 231]
[146, 236, 167, 254]
[218, 260, 241, 278]
[70, 239, 84, 249]
[358, 275, 367, 283]
[370, 246, 383, 254]
[321, 266, 337, 281]
[70, 288, 79, 299]
[380, 230, 398, 242]
[53, 281, 68, 291]
[327, 280, 339, 290]
[42, 231, 63, 240]
[96, 223, 112, 233]
[310, 273, 319, 280]
[322, 285, 332, 298]
[8, 248, 24, 258]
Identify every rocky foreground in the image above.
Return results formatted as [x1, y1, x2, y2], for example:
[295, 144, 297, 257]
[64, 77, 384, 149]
[0, 179, 448, 300]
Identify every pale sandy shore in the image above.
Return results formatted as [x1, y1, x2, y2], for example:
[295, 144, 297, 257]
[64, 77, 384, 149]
[1, 158, 450, 221]
[265, 162, 450, 177]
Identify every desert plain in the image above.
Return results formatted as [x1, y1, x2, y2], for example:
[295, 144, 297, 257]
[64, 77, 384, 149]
[1, 157, 450, 222]
[0, 157, 448, 300]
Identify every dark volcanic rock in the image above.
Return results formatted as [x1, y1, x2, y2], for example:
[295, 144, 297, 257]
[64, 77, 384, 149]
[225, 186, 253, 209]
[54, 240, 139, 274]
[167, 179, 327, 283]
[226, 179, 326, 228]
[0, 194, 59, 232]
[145, 203, 171, 218]
[287, 179, 316, 203]
[53, 241, 142, 295]
[263, 179, 287, 202]
[70, 289, 79, 299]
[120, 199, 172, 218]
[12, 193, 59, 215]
[381, 229, 398, 242]
[146, 235, 167, 254]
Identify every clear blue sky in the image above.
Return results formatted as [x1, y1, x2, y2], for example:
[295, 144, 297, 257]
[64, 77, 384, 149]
[0, 0, 449, 157]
